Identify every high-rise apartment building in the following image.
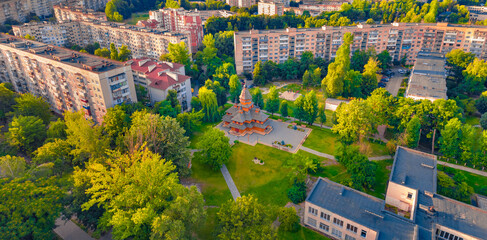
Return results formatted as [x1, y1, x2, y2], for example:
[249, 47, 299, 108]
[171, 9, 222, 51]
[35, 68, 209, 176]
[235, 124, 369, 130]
[226, 0, 257, 8]
[54, 4, 107, 22]
[234, 22, 487, 74]
[148, 8, 203, 52]
[0, 0, 66, 24]
[258, 1, 284, 16]
[0, 34, 137, 123]
[12, 20, 192, 59]
[12, 21, 83, 47]
[75, 0, 109, 11]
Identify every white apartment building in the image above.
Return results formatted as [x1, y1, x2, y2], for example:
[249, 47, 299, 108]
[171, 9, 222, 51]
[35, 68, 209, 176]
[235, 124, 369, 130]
[0, 0, 66, 24]
[258, 1, 284, 16]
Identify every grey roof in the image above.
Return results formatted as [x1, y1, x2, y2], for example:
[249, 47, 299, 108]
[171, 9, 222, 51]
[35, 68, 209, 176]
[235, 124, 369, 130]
[390, 147, 437, 193]
[240, 86, 252, 101]
[307, 178, 418, 240]
[476, 194, 487, 210]
[406, 52, 447, 101]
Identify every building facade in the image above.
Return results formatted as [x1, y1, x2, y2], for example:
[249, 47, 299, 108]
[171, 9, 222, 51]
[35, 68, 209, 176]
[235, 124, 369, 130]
[12, 21, 83, 47]
[128, 58, 192, 111]
[234, 22, 487, 74]
[305, 147, 487, 240]
[258, 1, 285, 16]
[148, 8, 204, 52]
[0, 0, 66, 24]
[0, 34, 137, 123]
[53, 4, 107, 22]
[12, 20, 192, 59]
[75, 0, 109, 11]
[226, 0, 257, 8]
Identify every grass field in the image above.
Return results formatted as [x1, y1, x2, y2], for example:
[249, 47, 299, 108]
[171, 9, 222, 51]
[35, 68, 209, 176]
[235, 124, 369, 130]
[278, 225, 331, 240]
[189, 122, 218, 148]
[438, 165, 487, 195]
[124, 12, 149, 25]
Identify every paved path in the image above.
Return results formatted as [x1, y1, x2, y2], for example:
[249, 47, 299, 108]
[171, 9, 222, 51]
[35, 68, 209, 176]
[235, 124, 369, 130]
[54, 218, 94, 240]
[385, 68, 407, 97]
[300, 146, 336, 160]
[438, 161, 487, 177]
[369, 155, 392, 161]
[220, 164, 241, 201]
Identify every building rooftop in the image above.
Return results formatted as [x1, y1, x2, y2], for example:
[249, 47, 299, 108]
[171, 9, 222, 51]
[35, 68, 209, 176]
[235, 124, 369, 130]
[0, 34, 124, 72]
[127, 58, 189, 90]
[405, 52, 447, 101]
[307, 178, 418, 240]
[389, 147, 437, 193]
[475, 194, 487, 210]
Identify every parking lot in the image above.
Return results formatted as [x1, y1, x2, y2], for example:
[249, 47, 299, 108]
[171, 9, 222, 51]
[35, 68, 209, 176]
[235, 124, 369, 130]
[381, 67, 408, 97]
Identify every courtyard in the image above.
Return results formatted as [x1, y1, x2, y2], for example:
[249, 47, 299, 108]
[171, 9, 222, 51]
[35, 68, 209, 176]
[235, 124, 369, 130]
[217, 119, 311, 153]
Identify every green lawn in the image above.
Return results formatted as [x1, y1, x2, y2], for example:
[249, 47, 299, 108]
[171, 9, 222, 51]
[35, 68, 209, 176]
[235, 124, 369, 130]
[466, 115, 480, 126]
[438, 165, 487, 195]
[278, 225, 331, 240]
[124, 12, 149, 25]
[196, 207, 219, 239]
[189, 122, 217, 148]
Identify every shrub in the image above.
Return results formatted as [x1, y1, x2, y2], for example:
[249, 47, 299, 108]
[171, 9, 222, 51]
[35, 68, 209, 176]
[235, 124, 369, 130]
[278, 207, 299, 232]
[287, 180, 306, 204]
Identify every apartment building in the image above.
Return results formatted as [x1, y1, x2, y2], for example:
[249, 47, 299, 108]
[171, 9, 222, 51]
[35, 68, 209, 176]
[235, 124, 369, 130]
[128, 58, 192, 111]
[300, 2, 343, 12]
[12, 21, 83, 47]
[13, 20, 192, 59]
[53, 4, 107, 22]
[467, 6, 487, 22]
[406, 52, 448, 102]
[226, 0, 257, 8]
[305, 147, 487, 240]
[0, 34, 137, 123]
[283, 7, 321, 16]
[0, 0, 66, 24]
[192, 10, 236, 24]
[148, 8, 203, 52]
[234, 22, 487, 74]
[75, 0, 109, 11]
[258, 1, 285, 16]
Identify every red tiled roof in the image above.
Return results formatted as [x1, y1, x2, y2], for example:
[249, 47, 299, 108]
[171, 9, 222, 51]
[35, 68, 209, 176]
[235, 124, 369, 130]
[127, 58, 189, 91]
[136, 19, 160, 28]
[129, 57, 184, 73]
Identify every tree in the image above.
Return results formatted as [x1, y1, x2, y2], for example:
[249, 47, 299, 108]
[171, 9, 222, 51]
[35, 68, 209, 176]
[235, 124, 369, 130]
[204, 80, 227, 106]
[47, 119, 67, 141]
[213, 63, 236, 88]
[405, 116, 421, 148]
[302, 90, 319, 125]
[197, 128, 232, 170]
[165, 0, 181, 8]
[0, 155, 26, 178]
[481, 113, 487, 130]
[365, 88, 395, 126]
[335, 144, 376, 190]
[64, 111, 109, 164]
[476, 94, 487, 114]
[160, 42, 191, 66]
[322, 33, 353, 97]
[251, 87, 265, 108]
[127, 111, 192, 176]
[302, 70, 311, 87]
[278, 207, 299, 232]
[217, 195, 276, 240]
[7, 116, 46, 153]
[362, 57, 380, 96]
[191, 96, 202, 111]
[176, 110, 204, 136]
[33, 139, 72, 175]
[0, 83, 16, 120]
[294, 95, 306, 123]
[13, 93, 51, 124]
[0, 178, 63, 239]
[76, 148, 205, 239]
[199, 87, 220, 122]
[280, 100, 289, 118]
[94, 48, 110, 58]
[265, 86, 280, 116]
[110, 43, 119, 61]
[229, 75, 242, 103]
[103, 105, 130, 147]
[118, 45, 131, 61]
[377, 50, 392, 71]
[155, 100, 178, 118]
[439, 118, 462, 162]
[105, 0, 117, 20]
[253, 61, 265, 85]
[333, 99, 374, 144]
[24, 34, 35, 40]
[317, 103, 326, 127]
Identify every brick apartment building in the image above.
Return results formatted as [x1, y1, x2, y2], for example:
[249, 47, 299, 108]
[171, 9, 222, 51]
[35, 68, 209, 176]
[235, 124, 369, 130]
[305, 147, 487, 240]
[148, 8, 204, 52]
[12, 20, 192, 59]
[128, 58, 192, 111]
[234, 22, 487, 74]
[0, 34, 137, 123]
[54, 3, 107, 22]
[0, 0, 66, 24]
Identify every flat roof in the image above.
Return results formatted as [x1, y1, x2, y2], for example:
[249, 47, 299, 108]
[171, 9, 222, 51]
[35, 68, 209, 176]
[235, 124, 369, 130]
[0, 34, 124, 73]
[389, 147, 437, 193]
[307, 178, 418, 240]
[406, 52, 447, 101]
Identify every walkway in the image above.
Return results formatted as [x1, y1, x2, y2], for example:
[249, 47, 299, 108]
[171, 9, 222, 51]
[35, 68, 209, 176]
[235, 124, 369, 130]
[300, 146, 335, 160]
[54, 218, 94, 240]
[220, 164, 241, 201]
[438, 161, 487, 177]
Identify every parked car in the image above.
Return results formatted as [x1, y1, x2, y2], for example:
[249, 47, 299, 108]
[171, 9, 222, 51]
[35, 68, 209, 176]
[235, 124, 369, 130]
[378, 82, 386, 87]
[398, 69, 405, 74]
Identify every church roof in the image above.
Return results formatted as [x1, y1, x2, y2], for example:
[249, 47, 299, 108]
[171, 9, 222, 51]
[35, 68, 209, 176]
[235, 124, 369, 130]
[240, 85, 252, 101]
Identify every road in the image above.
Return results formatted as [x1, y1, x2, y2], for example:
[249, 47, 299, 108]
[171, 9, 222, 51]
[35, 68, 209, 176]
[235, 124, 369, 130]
[385, 67, 407, 97]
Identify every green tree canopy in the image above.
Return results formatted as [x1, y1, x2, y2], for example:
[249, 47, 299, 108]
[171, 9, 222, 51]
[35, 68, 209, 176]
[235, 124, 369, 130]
[160, 42, 191, 66]
[197, 128, 232, 170]
[229, 74, 242, 103]
[7, 115, 46, 153]
[280, 100, 289, 118]
[13, 93, 51, 124]
[47, 119, 67, 140]
[199, 87, 220, 122]
[265, 86, 280, 116]
[251, 87, 265, 109]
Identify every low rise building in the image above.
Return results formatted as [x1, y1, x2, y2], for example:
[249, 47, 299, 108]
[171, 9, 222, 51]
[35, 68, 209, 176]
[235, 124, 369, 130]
[148, 8, 204, 52]
[405, 52, 447, 102]
[0, 34, 137, 123]
[192, 9, 236, 24]
[468, 6, 487, 22]
[128, 58, 192, 111]
[258, 1, 285, 16]
[305, 147, 487, 240]
[234, 22, 487, 74]
[54, 4, 107, 22]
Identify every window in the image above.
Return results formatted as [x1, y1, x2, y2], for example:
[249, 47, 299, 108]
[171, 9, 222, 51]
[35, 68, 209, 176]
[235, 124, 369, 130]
[307, 217, 317, 227]
[345, 235, 356, 240]
[361, 230, 367, 238]
[320, 212, 330, 221]
[407, 192, 413, 199]
[332, 228, 342, 238]
[308, 207, 318, 216]
[319, 223, 329, 232]
[346, 224, 358, 233]
[333, 218, 343, 227]
[436, 229, 464, 240]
